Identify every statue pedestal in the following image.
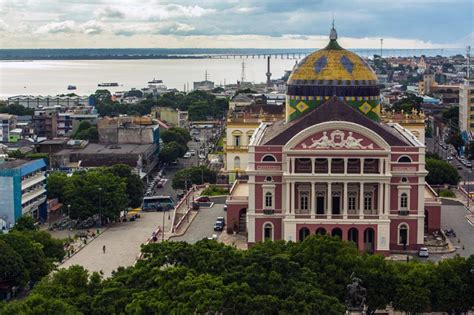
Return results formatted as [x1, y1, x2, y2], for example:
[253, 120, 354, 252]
[346, 309, 365, 315]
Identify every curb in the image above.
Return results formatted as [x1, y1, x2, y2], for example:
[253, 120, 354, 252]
[59, 226, 109, 265]
[168, 211, 199, 239]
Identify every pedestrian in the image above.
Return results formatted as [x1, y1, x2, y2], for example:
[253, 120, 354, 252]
[102, 245, 106, 254]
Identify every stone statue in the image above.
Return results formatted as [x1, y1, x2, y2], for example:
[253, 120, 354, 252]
[345, 273, 367, 311]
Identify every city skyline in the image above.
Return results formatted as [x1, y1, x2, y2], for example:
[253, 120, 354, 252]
[0, 0, 472, 49]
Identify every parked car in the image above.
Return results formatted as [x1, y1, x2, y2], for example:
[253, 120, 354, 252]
[183, 152, 192, 158]
[195, 196, 211, 203]
[198, 154, 206, 160]
[189, 150, 196, 156]
[216, 216, 225, 226]
[213, 221, 224, 231]
[418, 247, 429, 258]
[223, 204, 228, 211]
[447, 156, 453, 161]
[207, 234, 218, 240]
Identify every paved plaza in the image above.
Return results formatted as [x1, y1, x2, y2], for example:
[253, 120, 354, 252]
[60, 210, 173, 277]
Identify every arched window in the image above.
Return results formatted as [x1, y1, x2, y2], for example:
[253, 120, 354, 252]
[332, 228, 342, 239]
[263, 222, 273, 241]
[400, 193, 408, 209]
[234, 156, 240, 169]
[299, 227, 310, 241]
[397, 156, 412, 163]
[315, 227, 326, 235]
[262, 155, 276, 162]
[265, 192, 273, 208]
[265, 176, 273, 182]
[364, 192, 373, 211]
[401, 177, 408, 183]
[398, 224, 409, 245]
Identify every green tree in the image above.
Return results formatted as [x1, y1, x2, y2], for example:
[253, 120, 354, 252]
[426, 158, 460, 185]
[0, 293, 81, 315]
[161, 129, 185, 144]
[392, 263, 435, 314]
[447, 132, 463, 153]
[0, 232, 50, 282]
[12, 216, 37, 232]
[172, 166, 217, 190]
[431, 256, 472, 313]
[0, 240, 28, 287]
[169, 127, 191, 142]
[391, 94, 423, 113]
[64, 170, 127, 220]
[158, 142, 182, 164]
[0, 103, 34, 115]
[26, 230, 65, 262]
[106, 164, 144, 208]
[46, 172, 68, 201]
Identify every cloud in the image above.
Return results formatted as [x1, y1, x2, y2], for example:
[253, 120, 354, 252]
[0, 19, 8, 31]
[36, 20, 77, 34]
[95, 7, 125, 19]
[114, 21, 195, 36]
[35, 20, 104, 35]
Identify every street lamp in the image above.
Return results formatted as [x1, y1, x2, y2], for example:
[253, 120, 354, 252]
[67, 204, 71, 218]
[98, 187, 102, 227]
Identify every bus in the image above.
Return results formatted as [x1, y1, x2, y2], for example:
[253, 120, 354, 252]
[142, 195, 175, 211]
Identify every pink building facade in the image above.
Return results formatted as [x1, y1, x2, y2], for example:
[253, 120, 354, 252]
[226, 98, 441, 254]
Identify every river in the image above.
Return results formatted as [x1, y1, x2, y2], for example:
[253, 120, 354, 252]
[0, 58, 297, 98]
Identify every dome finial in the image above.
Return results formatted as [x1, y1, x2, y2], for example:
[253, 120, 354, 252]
[330, 15, 337, 40]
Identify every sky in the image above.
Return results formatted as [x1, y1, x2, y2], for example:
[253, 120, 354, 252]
[0, 0, 472, 49]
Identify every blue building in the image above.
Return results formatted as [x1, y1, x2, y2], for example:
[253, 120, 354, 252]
[0, 159, 47, 230]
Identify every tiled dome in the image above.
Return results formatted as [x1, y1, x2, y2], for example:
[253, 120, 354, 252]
[286, 26, 380, 122]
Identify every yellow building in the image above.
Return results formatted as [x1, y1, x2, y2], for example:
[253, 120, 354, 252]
[224, 104, 284, 182]
[381, 109, 426, 144]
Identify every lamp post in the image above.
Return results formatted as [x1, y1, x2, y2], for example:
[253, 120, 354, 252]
[98, 187, 102, 227]
[67, 204, 71, 240]
[162, 208, 165, 242]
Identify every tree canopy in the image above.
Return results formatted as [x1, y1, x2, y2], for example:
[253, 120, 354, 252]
[0, 103, 34, 116]
[1, 237, 473, 314]
[47, 167, 136, 220]
[172, 166, 217, 190]
[426, 158, 460, 186]
[391, 94, 423, 113]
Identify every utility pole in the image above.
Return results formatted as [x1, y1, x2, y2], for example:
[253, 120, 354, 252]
[98, 187, 102, 227]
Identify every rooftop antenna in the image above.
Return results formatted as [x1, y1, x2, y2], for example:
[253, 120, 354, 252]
[241, 60, 246, 83]
[266, 56, 272, 86]
[380, 38, 383, 58]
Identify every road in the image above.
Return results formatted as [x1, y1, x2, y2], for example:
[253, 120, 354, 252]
[427, 199, 474, 262]
[171, 204, 226, 244]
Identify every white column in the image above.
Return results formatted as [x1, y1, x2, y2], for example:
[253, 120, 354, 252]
[328, 158, 332, 175]
[383, 182, 390, 219]
[285, 181, 290, 214]
[290, 182, 294, 214]
[291, 158, 295, 174]
[378, 183, 383, 215]
[327, 182, 332, 218]
[311, 157, 315, 175]
[344, 158, 348, 175]
[343, 182, 348, 219]
[359, 182, 364, 218]
[311, 181, 316, 218]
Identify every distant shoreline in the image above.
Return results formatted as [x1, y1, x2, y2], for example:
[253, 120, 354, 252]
[0, 47, 465, 61]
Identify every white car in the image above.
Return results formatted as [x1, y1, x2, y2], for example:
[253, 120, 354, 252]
[418, 247, 429, 258]
[189, 150, 196, 156]
[183, 152, 192, 158]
